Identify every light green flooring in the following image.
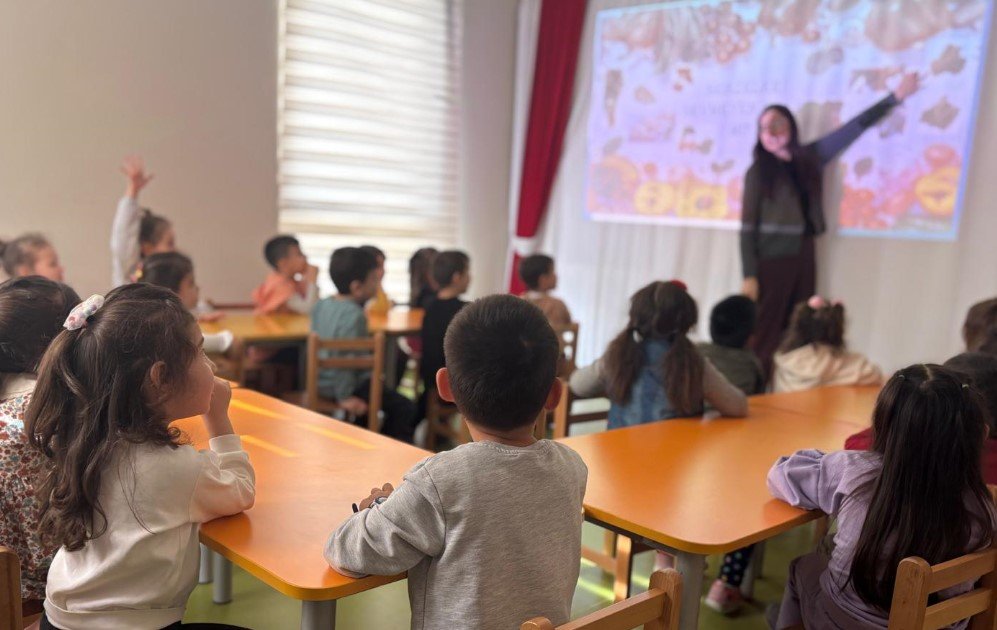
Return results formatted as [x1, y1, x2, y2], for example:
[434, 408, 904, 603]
[185, 522, 814, 629]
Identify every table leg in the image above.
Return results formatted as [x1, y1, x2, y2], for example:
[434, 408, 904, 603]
[198, 544, 214, 584]
[301, 600, 336, 630]
[676, 550, 706, 630]
[384, 335, 400, 389]
[212, 553, 232, 604]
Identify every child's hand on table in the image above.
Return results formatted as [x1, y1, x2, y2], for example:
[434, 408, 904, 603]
[354, 483, 394, 512]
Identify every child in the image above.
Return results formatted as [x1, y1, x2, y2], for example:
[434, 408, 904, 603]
[772, 296, 882, 393]
[0, 233, 64, 282]
[0, 277, 79, 617]
[325, 295, 588, 629]
[418, 250, 470, 392]
[252, 235, 318, 315]
[518, 253, 572, 327]
[769, 364, 996, 628]
[963, 297, 997, 355]
[697, 295, 765, 395]
[408, 247, 438, 310]
[845, 352, 997, 482]
[570, 280, 747, 428]
[360, 244, 391, 315]
[26, 284, 255, 629]
[311, 247, 417, 442]
[111, 155, 176, 286]
[140, 252, 233, 353]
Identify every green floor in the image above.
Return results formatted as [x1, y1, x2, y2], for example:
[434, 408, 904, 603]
[185, 521, 813, 629]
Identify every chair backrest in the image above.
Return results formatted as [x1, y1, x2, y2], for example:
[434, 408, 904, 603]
[306, 332, 385, 431]
[887, 485, 997, 629]
[521, 569, 682, 630]
[1, 547, 22, 630]
[549, 378, 610, 439]
[552, 322, 580, 375]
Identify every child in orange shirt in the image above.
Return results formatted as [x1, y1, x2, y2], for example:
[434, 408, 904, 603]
[252, 235, 318, 315]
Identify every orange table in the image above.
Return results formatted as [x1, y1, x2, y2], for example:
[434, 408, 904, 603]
[200, 308, 424, 343]
[175, 388, 430, 629]
[559, 405, 868, 629]
[749, 385, 880, 428]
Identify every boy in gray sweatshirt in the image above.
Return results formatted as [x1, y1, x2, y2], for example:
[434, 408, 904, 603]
[325, 295, 588, 630]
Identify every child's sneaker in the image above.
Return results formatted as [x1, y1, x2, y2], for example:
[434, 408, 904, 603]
[704, 579, 745, 615]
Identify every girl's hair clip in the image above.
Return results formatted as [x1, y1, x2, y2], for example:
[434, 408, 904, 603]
[64, 295, 105, 331]
[667, 279, 688, 292]
[807, 295, 827, 309]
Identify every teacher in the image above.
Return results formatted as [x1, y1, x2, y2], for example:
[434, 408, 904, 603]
[740, 73, 919, 376]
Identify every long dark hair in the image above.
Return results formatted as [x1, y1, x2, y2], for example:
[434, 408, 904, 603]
[0, 276, 80, 389]
[26, 284, 198, 551]
[963, 298, 997, 355]
[753, 104, 821, 199]
[848, 364, 996, 611]
[603, 281, 703, 415]
[778, 299, 846, 354]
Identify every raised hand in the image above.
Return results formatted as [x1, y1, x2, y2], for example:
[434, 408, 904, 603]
[120, 155, 154, 198]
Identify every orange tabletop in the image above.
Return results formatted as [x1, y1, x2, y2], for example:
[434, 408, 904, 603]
[749, 385, 880, 428]
[200, 308, 424, 343]
[174, 388, 431, 601]
[559, 409, 862, 554]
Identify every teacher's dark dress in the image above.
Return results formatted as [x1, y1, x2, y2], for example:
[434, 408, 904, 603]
[741, 94, 898, 377]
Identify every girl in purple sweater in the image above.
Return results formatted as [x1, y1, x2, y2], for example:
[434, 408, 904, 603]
[768, 364, 996, 628]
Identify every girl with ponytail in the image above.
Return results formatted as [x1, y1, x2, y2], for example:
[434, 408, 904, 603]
[570, 280, 747, 428]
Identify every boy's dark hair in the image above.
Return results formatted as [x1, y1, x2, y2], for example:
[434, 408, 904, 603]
[359, 245, 385, 263]
[0, 276, 80, 389]
[444, 295, 559, 431]
[779, 299, 846, 353]
[263, 235, 301, 269]
[26, 284, 198, 551]
[329, 247, 378, 294]
[963, 298, 997, 355]
[944, 352, 997, 433]
[518, 254, 554, 291]
[140, 252, 194, 293]
[0, 233, 51, 276]
[139, 210, 172, 254]
[432, 250, 469, 290]
[710, 295, 757, 349]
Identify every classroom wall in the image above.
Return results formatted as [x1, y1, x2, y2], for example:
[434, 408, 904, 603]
[0, 0, 278, 300]
[459, 0, 518, 298]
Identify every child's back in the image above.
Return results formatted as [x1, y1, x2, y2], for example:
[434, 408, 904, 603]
[312, 296, 369, 399]
[698, 295, 765, 395]
[698, 343, 764, 395]
[773, 298, 881, 393]
[418, 251, 470, 387]
[327, 295, 586, 629]
[328, 439, 586, 629]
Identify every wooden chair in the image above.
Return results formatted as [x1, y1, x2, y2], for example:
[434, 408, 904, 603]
[549, 379, 610, 440]
[886, 485, 997, 629]
[424, 388, 470, 450]
[552, 322, 580, 377]
[521, 569, 682, 630]
[1, 547, 41, 629]
[289, 332, 385, 432]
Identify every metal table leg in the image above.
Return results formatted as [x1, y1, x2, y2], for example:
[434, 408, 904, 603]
[676, 550, 706, 630]
[198, 544, 214, 584]
[212, 553, 232, 604]
[301, 600, 337, 630]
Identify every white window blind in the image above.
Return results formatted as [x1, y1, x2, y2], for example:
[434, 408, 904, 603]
[278, 0, 461, 302]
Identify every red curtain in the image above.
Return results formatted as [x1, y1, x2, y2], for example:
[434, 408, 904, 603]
[508, 0, 587, 294]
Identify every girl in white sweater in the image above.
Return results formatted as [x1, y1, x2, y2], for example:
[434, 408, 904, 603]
[26, 284, 255, 630]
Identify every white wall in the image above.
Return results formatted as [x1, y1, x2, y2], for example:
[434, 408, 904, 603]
[459, 0, 518, 298]
[0, 0, 278, 300]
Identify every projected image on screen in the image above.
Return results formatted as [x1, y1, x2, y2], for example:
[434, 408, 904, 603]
[586, 0, 991, 240]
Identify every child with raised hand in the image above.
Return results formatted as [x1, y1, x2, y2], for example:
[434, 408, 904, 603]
[252, 235, 318, 315]
[518, 253, 572, 327]
[111, 155, 176, 286]
[0, 233, 65, 282]
[27, 284, 255, 630]
[0, 277, 80, 618]
[140, 252, 233, 353]
[325, 295, 587, 630]
[570, 280, 747, 427]
[773, 296, 882, 392]
[769, 365, 996, 628]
